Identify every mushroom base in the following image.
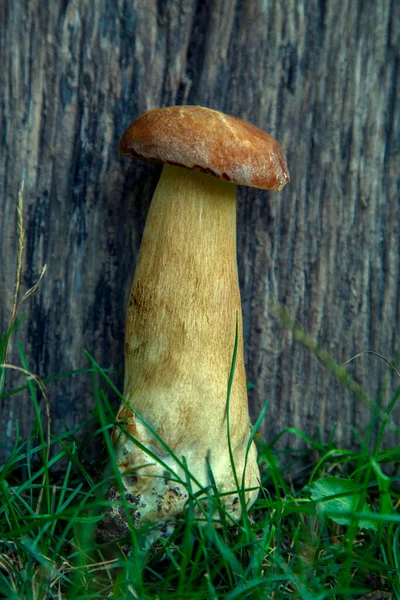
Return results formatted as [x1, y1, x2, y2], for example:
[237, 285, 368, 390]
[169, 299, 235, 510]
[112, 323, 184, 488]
[96, 414, 259, 546]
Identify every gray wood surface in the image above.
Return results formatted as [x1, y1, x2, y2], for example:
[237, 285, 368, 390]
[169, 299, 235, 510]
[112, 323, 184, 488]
[1, 0, 399, 462]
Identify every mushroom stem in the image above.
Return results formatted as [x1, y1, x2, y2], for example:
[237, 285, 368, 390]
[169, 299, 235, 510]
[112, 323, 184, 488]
[124, 163, 247, 445]
[113, 164, 258, 522]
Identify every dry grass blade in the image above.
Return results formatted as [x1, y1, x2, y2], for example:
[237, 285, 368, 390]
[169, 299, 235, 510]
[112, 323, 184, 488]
[0, 181, 50, 513]
[0, 363, 51, 513]
[0, 181, 25, 392]
[1, 181, 48, 384]
[0, 552, 17, 592]
[345, 350, 400, 379]
[19, 263, 48, 306]
[11, 181, 25, 326]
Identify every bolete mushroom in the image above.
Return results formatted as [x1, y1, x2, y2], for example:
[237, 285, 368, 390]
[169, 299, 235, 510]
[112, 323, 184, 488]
[100, 106, 289, 542]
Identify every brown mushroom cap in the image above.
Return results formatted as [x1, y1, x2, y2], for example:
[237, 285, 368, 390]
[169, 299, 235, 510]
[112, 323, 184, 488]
[119, 105, 290, 191]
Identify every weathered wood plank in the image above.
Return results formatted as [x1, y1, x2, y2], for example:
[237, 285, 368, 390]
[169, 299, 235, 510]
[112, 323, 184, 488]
[0, 0, 399, 460]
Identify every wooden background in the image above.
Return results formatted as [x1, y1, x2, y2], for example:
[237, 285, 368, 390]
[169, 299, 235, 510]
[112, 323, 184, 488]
[1, 0, 399, 462]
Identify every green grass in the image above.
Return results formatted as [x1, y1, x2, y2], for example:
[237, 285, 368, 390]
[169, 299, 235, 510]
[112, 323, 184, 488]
[0, 184, 399, 598]
[0, 328, 399, 600]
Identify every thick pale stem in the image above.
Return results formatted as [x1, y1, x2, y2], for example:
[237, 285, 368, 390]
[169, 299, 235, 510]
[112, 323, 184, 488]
[123, 165, 248, 456]
[105, 164, 259, 539]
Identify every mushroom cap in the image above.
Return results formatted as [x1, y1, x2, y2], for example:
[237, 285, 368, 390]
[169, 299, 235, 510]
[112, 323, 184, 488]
[119, 106, 290, 191]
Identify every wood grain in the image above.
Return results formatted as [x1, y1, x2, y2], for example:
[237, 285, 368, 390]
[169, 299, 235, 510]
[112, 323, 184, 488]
[1, 0, 399, 462]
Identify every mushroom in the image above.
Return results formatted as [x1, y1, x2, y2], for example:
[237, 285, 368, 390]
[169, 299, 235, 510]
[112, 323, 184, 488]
[99, 106, 289, 542]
